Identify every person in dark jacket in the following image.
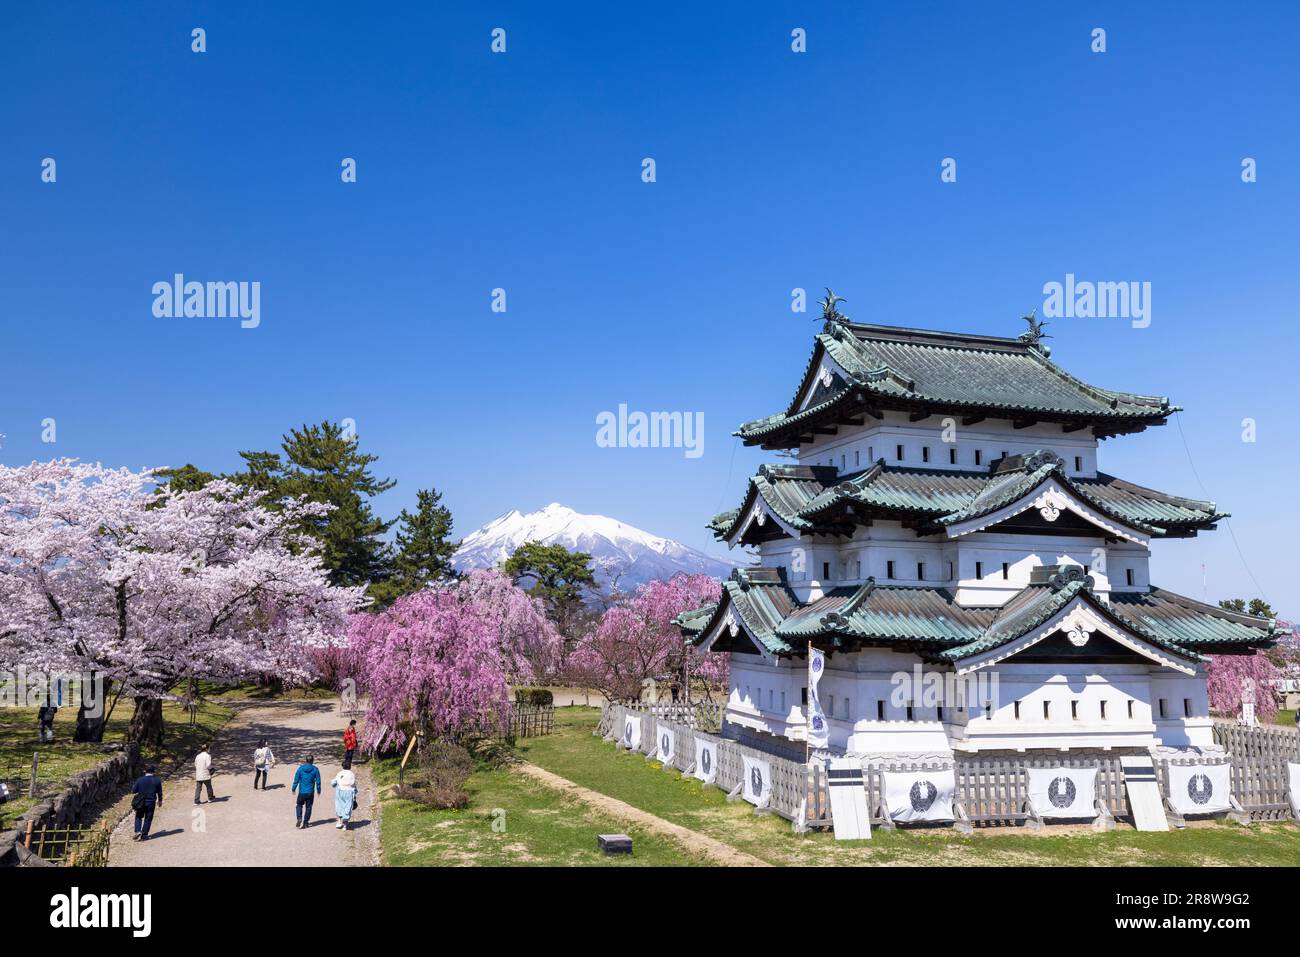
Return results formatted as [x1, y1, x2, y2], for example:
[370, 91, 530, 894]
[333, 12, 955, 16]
[131, 765, 163, 841]
[291, 754, 322, 828]
[37, 704, 57, 742]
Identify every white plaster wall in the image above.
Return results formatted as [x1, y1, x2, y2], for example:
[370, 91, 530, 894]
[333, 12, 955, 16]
[797, 411, 1099, 477]
[724, 651, 1210, 754]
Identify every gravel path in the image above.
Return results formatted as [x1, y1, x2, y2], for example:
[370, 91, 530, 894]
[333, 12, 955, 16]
[516, 762, 770, 867]
[109, 700, 379, 867]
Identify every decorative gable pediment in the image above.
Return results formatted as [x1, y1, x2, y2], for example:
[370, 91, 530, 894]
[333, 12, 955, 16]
[943, 476, 1152, 545]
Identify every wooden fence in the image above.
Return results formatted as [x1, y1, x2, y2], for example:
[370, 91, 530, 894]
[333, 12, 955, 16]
[603, 703, 1300, 831]
[23, 821, 112, 867]
[613, 700, 722, 732]
[506, 704, 555, 741]
[1212, 722, 1300, 821]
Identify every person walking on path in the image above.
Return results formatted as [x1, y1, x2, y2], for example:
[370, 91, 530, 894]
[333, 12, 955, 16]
[131, 765, 163, 841]
[291, 754, 321, 828]
[331, 766, 357, 830]
[253, 739, 276, 790]
[194, 744, 216, 804]
[37, 702, 57, 742]
[342, 720, 358, 768]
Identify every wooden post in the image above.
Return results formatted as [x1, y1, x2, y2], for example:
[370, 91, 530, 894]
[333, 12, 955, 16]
[23, 819, 34, 849]
[29, 752, 38, 798]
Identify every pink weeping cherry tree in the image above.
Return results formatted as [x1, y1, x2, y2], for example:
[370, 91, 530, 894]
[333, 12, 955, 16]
[455, 568, 562, 683]
[0, 460, 365, 743]
[1206, 650, 1280, 722]
[567, 574, 726, 703]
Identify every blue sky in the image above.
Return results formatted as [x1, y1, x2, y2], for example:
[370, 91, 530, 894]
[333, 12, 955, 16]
[1, 2, 1296, 617]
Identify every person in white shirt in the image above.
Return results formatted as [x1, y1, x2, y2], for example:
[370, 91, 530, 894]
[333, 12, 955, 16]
[253, 739, 276, 790]
[331, 767, 357, 829]
[193, 744, 215, 804]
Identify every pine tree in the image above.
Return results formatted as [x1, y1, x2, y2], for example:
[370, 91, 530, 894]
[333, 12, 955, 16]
[234, 421, 396, 590]
[371, 487, 458, 605]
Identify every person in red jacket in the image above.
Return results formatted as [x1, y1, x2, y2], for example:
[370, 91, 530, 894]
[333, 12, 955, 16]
[342, 719, 357, 769]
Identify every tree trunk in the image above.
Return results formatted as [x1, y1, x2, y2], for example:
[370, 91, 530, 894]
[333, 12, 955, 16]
[73, 676, 112, 743]
[128, 697, 165, 747]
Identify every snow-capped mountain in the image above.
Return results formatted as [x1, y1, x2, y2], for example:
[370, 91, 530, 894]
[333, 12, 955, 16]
[453, 503, 741, 590]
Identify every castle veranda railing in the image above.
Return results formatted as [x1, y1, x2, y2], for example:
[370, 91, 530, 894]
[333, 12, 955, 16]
[600, 703, 1300, 831]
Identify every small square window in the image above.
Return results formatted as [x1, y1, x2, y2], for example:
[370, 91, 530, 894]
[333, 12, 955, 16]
[947, 561, 954, 579]
[922, 446, 930, 463]
[949, 448, 957, 464]
[854, 559, 861, 578]
[895, 444, 904, 461]
[842, 697, 850, 719]
[1002, 562, 1009, 580]
[1127, 700, 1134, 719]
[876, 700, 885, 720]
[905, 704, 914, 722]
[841, 454, 846, 470]
[1183, 698, 1192, 717]
[1071, 700, 1078, 720]
[801, 687, 808, 706]
[1043, 701, 1050, 720]
[974, 449, 983, 466]
[1013, 701, 1021, 720]
[1126, 568, 1135, 586]
[855, 450, 860, 467]
[937, 705, 944, 721]
[975, 561, 984, 580]
[868, 446, 874, 461]
[887, 560, 896, 579]
[1158, 699, 1167, 719]
[822, 561, 830, 580]
[917, 561, 925, 581]
[1100, 700, 1108, 719]
[1074, 456, 1083, 472]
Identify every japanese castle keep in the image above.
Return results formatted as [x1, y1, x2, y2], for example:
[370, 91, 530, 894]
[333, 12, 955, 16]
[678, 296, 1279, 760]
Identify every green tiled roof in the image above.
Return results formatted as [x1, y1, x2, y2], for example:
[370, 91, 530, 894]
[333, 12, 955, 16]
[713, 450, 1223, 542]
[681, 566, 1276, 661]
[737, 322, 1177, 447]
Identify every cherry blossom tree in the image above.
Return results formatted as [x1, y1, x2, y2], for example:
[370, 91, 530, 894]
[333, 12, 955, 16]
[1206, 650, 1280, 722]
[0, 460, 364, 742]
[567, 574, 725, 703]
[348, 586, 510, 751]
[455, 569, 562, 683]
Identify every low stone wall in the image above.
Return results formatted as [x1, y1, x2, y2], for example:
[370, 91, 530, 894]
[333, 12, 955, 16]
[0, 742, 140, 866]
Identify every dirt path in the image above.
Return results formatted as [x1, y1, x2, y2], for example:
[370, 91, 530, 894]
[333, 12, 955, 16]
[109, 700, 379, 867]
[516, 762, 770, 867]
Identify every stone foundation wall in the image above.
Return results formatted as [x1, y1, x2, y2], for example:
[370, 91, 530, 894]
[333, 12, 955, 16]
[0, 742, 140, 866]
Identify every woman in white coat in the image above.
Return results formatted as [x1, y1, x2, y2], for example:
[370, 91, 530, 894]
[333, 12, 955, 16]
[331, 765, 357, 829]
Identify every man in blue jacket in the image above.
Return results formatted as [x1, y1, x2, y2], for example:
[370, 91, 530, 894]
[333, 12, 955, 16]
[131, 765, 163, 841]
[291, 754, 322, 828]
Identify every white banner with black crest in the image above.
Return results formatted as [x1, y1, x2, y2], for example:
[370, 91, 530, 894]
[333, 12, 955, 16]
[807, 647, 829, 749]
[1166, 762, 1232, 815]
[883, 768, 955, 823]
[741, 754, 772, 808]
[1288, 762, 1300, 818]
[1026, 766, 1098, 819]
[621, 712, 641, 751]
[694, 737, 717, 784]
[656, 726, 676, 765]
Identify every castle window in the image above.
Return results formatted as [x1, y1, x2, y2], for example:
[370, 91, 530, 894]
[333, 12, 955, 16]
[937, 705, 944, 721]
[887, 560, 896, 579]
[922, 446, 930, 463]
[1158, 699, 1167, 719]
[868, 446, 874, 461]
[896, 444, 904, 461]
[975, 561, 984, 580]
[827, 694, 834, 716]
[1184, 698, 1192, 717]
[1127, 700, 1134, 719]
[1002, 562, 1010, 580]
[841, 454, 846, 470]
[1126, 568, 1135, 586]
[781, 691, 786, 711]
[1071, 700, 1079, 720]
[822, 562, 830, 579]
[974, 449, 983, 465]
[947, 561, 954, 579]
[842, 697, 850, 719]
[801, 687, 808, 706]
[854, 559, 861, 578]
[877, 700, 885, 720]
[949, 448, 957, 464]
[916, 561, 925, 581]
[855, 450, 860, 467]
[768, 689, 774, 711]
[1043, 701, 1051, 720]
[1100, 700, 1108, 720]
[1074, 456, 1083, 472]
[905, 704, 914, 722]
[1013, 701, 1021, 720]
[1001, 450, 1008, 460]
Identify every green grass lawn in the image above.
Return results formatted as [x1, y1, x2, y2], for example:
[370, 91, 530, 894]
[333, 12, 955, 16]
[1277, 709, 1296, 728]
[0, 698, 234, 825]
[371, 751, 707, 866]
[515, 708, 1300, 867]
